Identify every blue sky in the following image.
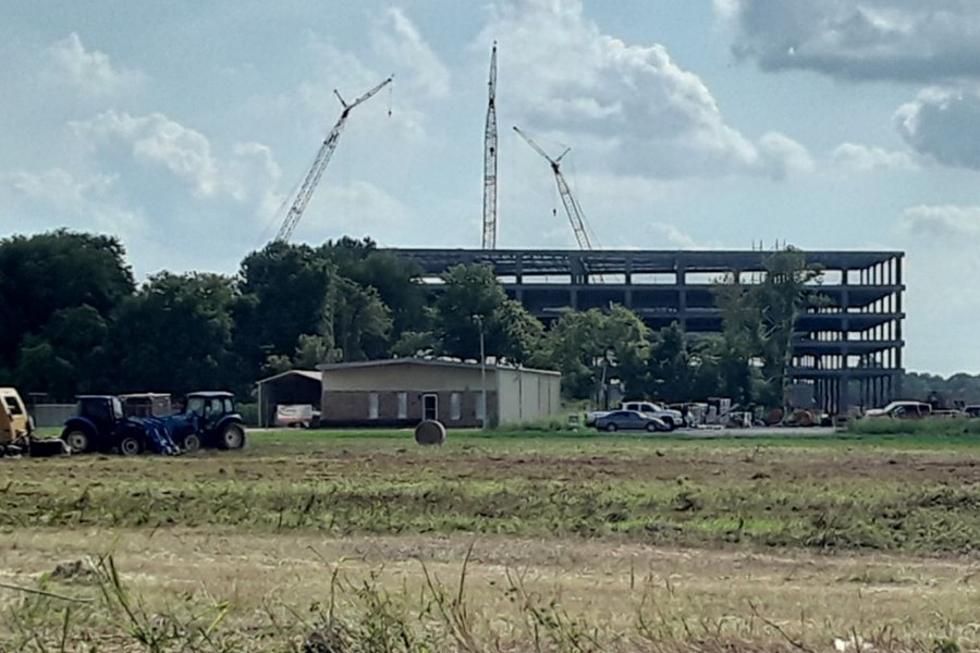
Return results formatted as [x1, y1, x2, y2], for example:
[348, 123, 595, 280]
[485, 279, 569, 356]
[2, 0, 980, 374]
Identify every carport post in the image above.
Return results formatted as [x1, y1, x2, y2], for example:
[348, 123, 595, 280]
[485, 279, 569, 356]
[473, 315, 487, 430]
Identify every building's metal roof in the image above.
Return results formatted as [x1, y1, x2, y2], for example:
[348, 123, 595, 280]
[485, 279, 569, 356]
[317, 358, 561, 377]
[256, 370, 323, 385]
[389, 248, 904, 276]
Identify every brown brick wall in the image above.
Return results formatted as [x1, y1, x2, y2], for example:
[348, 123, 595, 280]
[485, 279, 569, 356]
[321, 390, 497, 427]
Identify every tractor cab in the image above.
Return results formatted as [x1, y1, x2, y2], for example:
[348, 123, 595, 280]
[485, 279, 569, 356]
[62, 395, 145, 455]
[0, 387, 32, 446]
[184, 391, 246, 450]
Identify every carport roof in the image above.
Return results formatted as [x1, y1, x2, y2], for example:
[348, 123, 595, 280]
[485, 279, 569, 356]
[317, 358, 560, 377]
[256, 370, 323, 385]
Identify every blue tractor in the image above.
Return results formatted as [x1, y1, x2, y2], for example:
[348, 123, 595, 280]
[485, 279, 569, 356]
[61, 395, 152, 455]
[181, 391, 246, 451]
[61, 391, 245, 455]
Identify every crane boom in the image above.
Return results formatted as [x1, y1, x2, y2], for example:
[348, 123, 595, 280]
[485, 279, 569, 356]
[513, 126, 594, 250]
[481, 42, 498, 250]
[274, 76, 393, 243]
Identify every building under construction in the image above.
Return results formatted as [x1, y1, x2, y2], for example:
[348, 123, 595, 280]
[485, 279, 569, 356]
[392, 248, 905, 415]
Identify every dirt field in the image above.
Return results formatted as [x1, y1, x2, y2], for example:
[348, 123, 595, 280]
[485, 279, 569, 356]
[4, 429, 980, 651]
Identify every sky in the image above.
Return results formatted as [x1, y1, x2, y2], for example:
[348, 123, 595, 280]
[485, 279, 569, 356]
[1, 0, 979, 375]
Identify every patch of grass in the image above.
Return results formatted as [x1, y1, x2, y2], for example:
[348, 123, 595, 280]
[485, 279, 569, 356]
[1, 551, 973, 652]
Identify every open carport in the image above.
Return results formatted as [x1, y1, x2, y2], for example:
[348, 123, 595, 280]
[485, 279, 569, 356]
[255, 370, 322, 427]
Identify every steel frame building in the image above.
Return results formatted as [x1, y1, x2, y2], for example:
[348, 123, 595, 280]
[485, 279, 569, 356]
[392, 248, 906, 415]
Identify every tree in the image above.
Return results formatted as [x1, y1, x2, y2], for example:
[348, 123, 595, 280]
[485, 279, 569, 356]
[234, 242, 334, 378]
[320, 238, 429, 344]
[0, 230, 133, 382]
[713, 248, 823, 407]
[112, 273, 239, 395]
[390, 330, 441, 358]
[535, 306, 649, 401]
[493, 299, 544, 364]
[328, 276, 393, 361]
[646, 322, 691, 402]
[429, 264, 544, 364]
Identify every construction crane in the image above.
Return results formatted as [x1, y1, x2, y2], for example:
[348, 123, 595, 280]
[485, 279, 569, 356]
[273, 76, 393, 243]
[481, 42, 498, 250]
[513, 125, 594, 250]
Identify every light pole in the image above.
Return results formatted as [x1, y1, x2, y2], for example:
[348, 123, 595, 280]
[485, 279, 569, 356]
[472, 315, 487, 430]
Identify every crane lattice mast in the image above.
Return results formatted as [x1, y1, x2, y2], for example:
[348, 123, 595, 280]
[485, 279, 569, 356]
[512, 125, 594, 250]
[481, 42, 498, 250]
[274, 76, 393, 243]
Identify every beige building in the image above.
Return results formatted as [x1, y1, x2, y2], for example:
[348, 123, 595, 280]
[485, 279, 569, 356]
[316, 359, 561, 428]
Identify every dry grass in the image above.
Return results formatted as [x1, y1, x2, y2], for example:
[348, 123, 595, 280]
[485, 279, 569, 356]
[2, 529, 980, 651]
[4, 430, 980, 650]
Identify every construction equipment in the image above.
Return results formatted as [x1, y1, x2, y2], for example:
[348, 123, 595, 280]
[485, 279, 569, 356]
[482, 42, 498, 249]
[0, 387, 65, 457]
[274, 76, 394, 243]
[61, 391, 246, 456]
[183, 391, 246, 450]
[513, 125, 595, 251]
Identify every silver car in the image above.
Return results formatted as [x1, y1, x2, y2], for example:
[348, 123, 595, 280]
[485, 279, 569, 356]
[594, 410, 669, 433]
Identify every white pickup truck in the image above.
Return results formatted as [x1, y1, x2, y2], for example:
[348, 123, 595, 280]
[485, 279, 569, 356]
[586, 401, 683, 430]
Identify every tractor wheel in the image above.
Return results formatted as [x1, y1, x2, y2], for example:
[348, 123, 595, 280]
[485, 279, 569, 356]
[62, 429, 92, 454]
[182, 433, 202, 453]
[605, 423, 618, 432]
[218, 423, 246, 450]
[119, 436, 143, 456]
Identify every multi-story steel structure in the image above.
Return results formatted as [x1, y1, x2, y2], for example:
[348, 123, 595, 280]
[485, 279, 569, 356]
[392, 248, 906, 415]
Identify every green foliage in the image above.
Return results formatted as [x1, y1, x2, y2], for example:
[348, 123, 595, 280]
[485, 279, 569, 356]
[328, 276, 392, 361]
[713, 248, 823, 408]
[434, 264, 545, 364]
[112, 272, 240, 395]
[535, 306, 650, 400]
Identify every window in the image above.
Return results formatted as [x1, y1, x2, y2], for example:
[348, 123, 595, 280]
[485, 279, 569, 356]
[3, 397, 22, 415]
[423, 394, 438, 421]
[368, 393, 379, 419]
[397, 393, 407, 419]
[450, 393, 461, 421]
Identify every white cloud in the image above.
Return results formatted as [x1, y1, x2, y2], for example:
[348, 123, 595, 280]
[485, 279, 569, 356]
[48, 32, 142, 97]
[647, 222, 699, 249]
[900, 204, 980, 240]
[0, 167, 144, 237]
[721, 1, 980, 83]
[291, 180, 412, 243]
[759, 132, 815, 179]
[832, 142, 917, 172]
[484, 0, 809, 180]
[895, 87, 980, 170]
[71, 110, 220, 196]
[372, 8, 450, 98]
[69, 111, 281, 208]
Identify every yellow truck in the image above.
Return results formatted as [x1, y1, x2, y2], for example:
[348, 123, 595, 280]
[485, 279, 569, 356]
[0, 387, 64, 457]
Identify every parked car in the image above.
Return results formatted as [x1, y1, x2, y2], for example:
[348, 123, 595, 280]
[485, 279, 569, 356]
[587, 400, 683, 430]
[964, 405, 980, 418]
[863, 401, 932, 419]
[621, 401, 683, 430]
[594, 410, 669, 433]
[275, 404, 320, 428]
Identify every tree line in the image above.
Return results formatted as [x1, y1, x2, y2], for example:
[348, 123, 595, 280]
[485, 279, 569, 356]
[0, 230, 954, 407]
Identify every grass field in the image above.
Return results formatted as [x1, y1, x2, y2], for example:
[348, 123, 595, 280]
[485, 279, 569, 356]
[4, 428, 980, 651]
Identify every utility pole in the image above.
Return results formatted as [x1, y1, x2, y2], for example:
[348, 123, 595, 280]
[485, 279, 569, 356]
[482, 42, 498, 249]
[473, 314, 488, 429]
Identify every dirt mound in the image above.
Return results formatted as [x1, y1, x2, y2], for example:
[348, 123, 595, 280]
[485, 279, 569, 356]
[50, 560, 98, 584]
